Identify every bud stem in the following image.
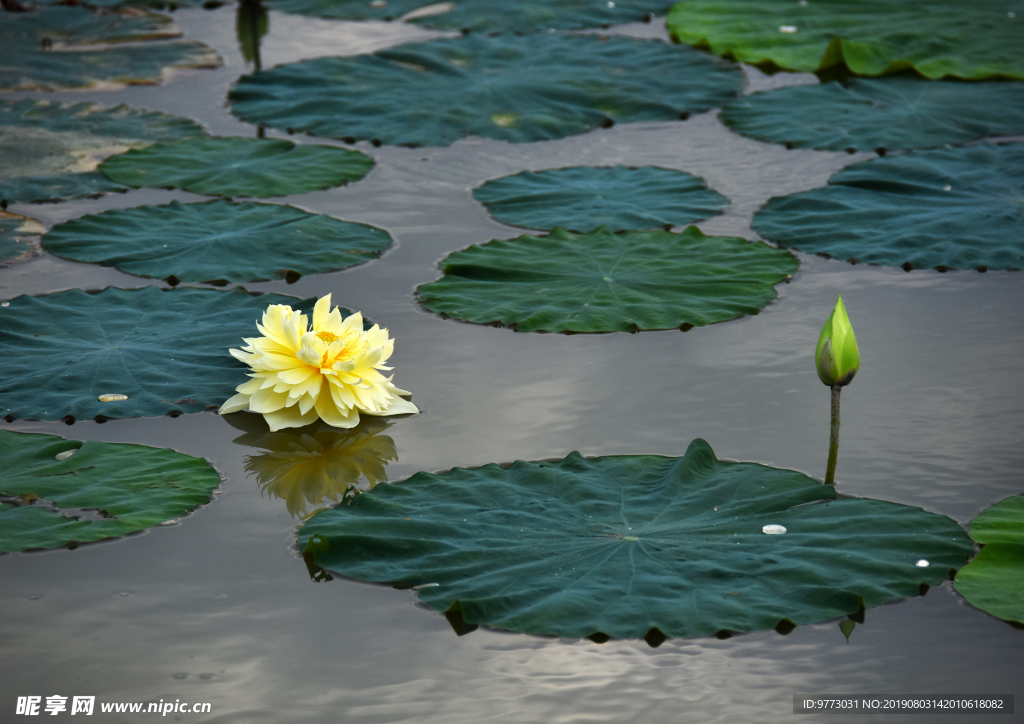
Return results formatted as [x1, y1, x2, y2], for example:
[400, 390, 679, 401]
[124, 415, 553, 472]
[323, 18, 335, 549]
[825, 384, 841, 485]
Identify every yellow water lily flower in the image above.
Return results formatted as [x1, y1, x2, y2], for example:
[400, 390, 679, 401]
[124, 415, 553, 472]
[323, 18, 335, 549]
[219, 294, 418, 431]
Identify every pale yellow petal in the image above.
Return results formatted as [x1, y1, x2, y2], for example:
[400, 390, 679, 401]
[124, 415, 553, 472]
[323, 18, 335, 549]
[315, 386, 360, 429]
[312, 293, 332, 330]
[364, 395, 419, 417]
[250, 386, 289, 413]
[218, 391, 251, 415]
[263, 405, 319, 432]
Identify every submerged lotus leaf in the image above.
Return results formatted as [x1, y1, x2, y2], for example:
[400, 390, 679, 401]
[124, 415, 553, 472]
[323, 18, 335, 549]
[666, 0, 1024, 80]
[298, 439, 972, 639]
[0, 431, 221, 553]
[266, 0, 674, 32]
[0, 99, 205, 205]
[474, 166, 729, 232]
[954, 495, 1024, 625]
[99, 137, 374, 198]
[0, 6, 221, 91]
[416, 226, 798, 333]
[42, 200, 392, 284]
[752, 143, 1024, 271]
[229, 34, 743, 147]
[0, 212, 45, 266]
[0, 286, 320, 421]
[721, 77, 1024, 152]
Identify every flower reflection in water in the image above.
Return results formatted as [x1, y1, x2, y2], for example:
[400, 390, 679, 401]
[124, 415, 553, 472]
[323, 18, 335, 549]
[228, 414, 397, 518]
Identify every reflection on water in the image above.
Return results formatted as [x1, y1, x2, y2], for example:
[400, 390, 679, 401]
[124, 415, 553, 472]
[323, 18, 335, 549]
[236, 0, 268, 72]
[228, 413, 397, 517]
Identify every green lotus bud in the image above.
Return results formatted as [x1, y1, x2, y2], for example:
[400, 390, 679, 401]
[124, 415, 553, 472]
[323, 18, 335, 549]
[815, 296, 860, 387]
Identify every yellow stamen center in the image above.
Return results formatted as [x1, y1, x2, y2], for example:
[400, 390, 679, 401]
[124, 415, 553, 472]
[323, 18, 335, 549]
[316, 331, 340, 343]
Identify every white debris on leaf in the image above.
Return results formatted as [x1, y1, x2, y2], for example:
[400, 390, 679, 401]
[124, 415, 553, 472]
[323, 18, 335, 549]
[916, 559, 930, 567]
[779, 25, 798, 33]
[98, 393, 129, 402]
[762, 524, 787, 535]
[54, 450, 76, 461]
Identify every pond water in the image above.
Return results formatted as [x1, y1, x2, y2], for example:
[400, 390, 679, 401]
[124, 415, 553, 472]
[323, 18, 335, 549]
[2, 7, 1023, 723]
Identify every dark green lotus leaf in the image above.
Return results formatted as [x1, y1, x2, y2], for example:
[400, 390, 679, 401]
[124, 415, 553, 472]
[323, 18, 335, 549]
[0, 286, 322, 421]
[0, 99, 205, 205]
[721, 78, 1024, 152]
[666, 0, 1024, 80]
[752, 143, 1024, 271]
[0, 212, 45, 267]
[99, 137, 374, 198]
[954, 495, 1024, 624]
[298, 438, 972, 639]
[229, 34, 743, 147]
[474, 166, 729, 232]
[416, 226, 797, 333]
[266, 0, 674, 32]
[0, 6, 221, 91]
[0, 430, 221, 553]
[42, 200, 392, 284]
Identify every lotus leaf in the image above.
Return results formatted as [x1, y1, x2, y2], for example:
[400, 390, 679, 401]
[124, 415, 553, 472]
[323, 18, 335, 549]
[752, 143, 1024, 271]
[954, 495, 1024, 625]
[474, 166, 729, 232]
[0, 286, 321, 421]
[0, 212, 45, 267]
[416, 226, 797, 333]
[42, 200, 392, 284]
[0, 430, 220, 553]
[720, 78, 1024, 152]
[229, 34, 743, 147]
[266, 0, 675, 32]
[0, 99, 205, 205]
[99, 137, 374, 198]
[666, 0, 1024, 80]
[298, 439, 972, 639]
[0, 6, 221, 91]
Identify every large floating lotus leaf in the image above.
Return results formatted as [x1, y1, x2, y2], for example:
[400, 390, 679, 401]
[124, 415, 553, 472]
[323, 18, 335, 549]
[0, 286, 320, 422]
[0, 99, 205, 205]
[0, 212, 45, 267]
[229, 34, 743, 147]
[752, 143, 1024, 271]
[267, 0, 674, 32]
[42, 200, 392, 284]
[954, 495, 1024, 625]
[99, 137, 374, 198]
[474, 165, 729, 232]
[416, 226, 797, 333]
[721, 78, 1024, 152]
[298, 439, 972, 639]
[0, 430, 220, 553]
[666, 0, 1024, 80]
[0, 6, 221, 91]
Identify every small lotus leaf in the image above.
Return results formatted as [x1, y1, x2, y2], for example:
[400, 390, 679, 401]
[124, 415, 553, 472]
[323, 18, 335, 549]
[0, 286, 323, 421]
[473, 166, 729, 232]
[266, 0, 674, 32]
[229, 34, 743, 147]
[416, 226, 797, 333]
[298, 439, 972, 639]
[666, 0, 1024, 80]
[0, 430, 221, 553]
[721, 77, 1024, 152]
[0, 6, 221, 91]
[99, 137, 374, 198]
[954, 495, 1024, 624]
[42, 200, 392, 284]
[0, 99, 205, 205]
[752, 143, 1024, 271]
[0, 212, 45, 266]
